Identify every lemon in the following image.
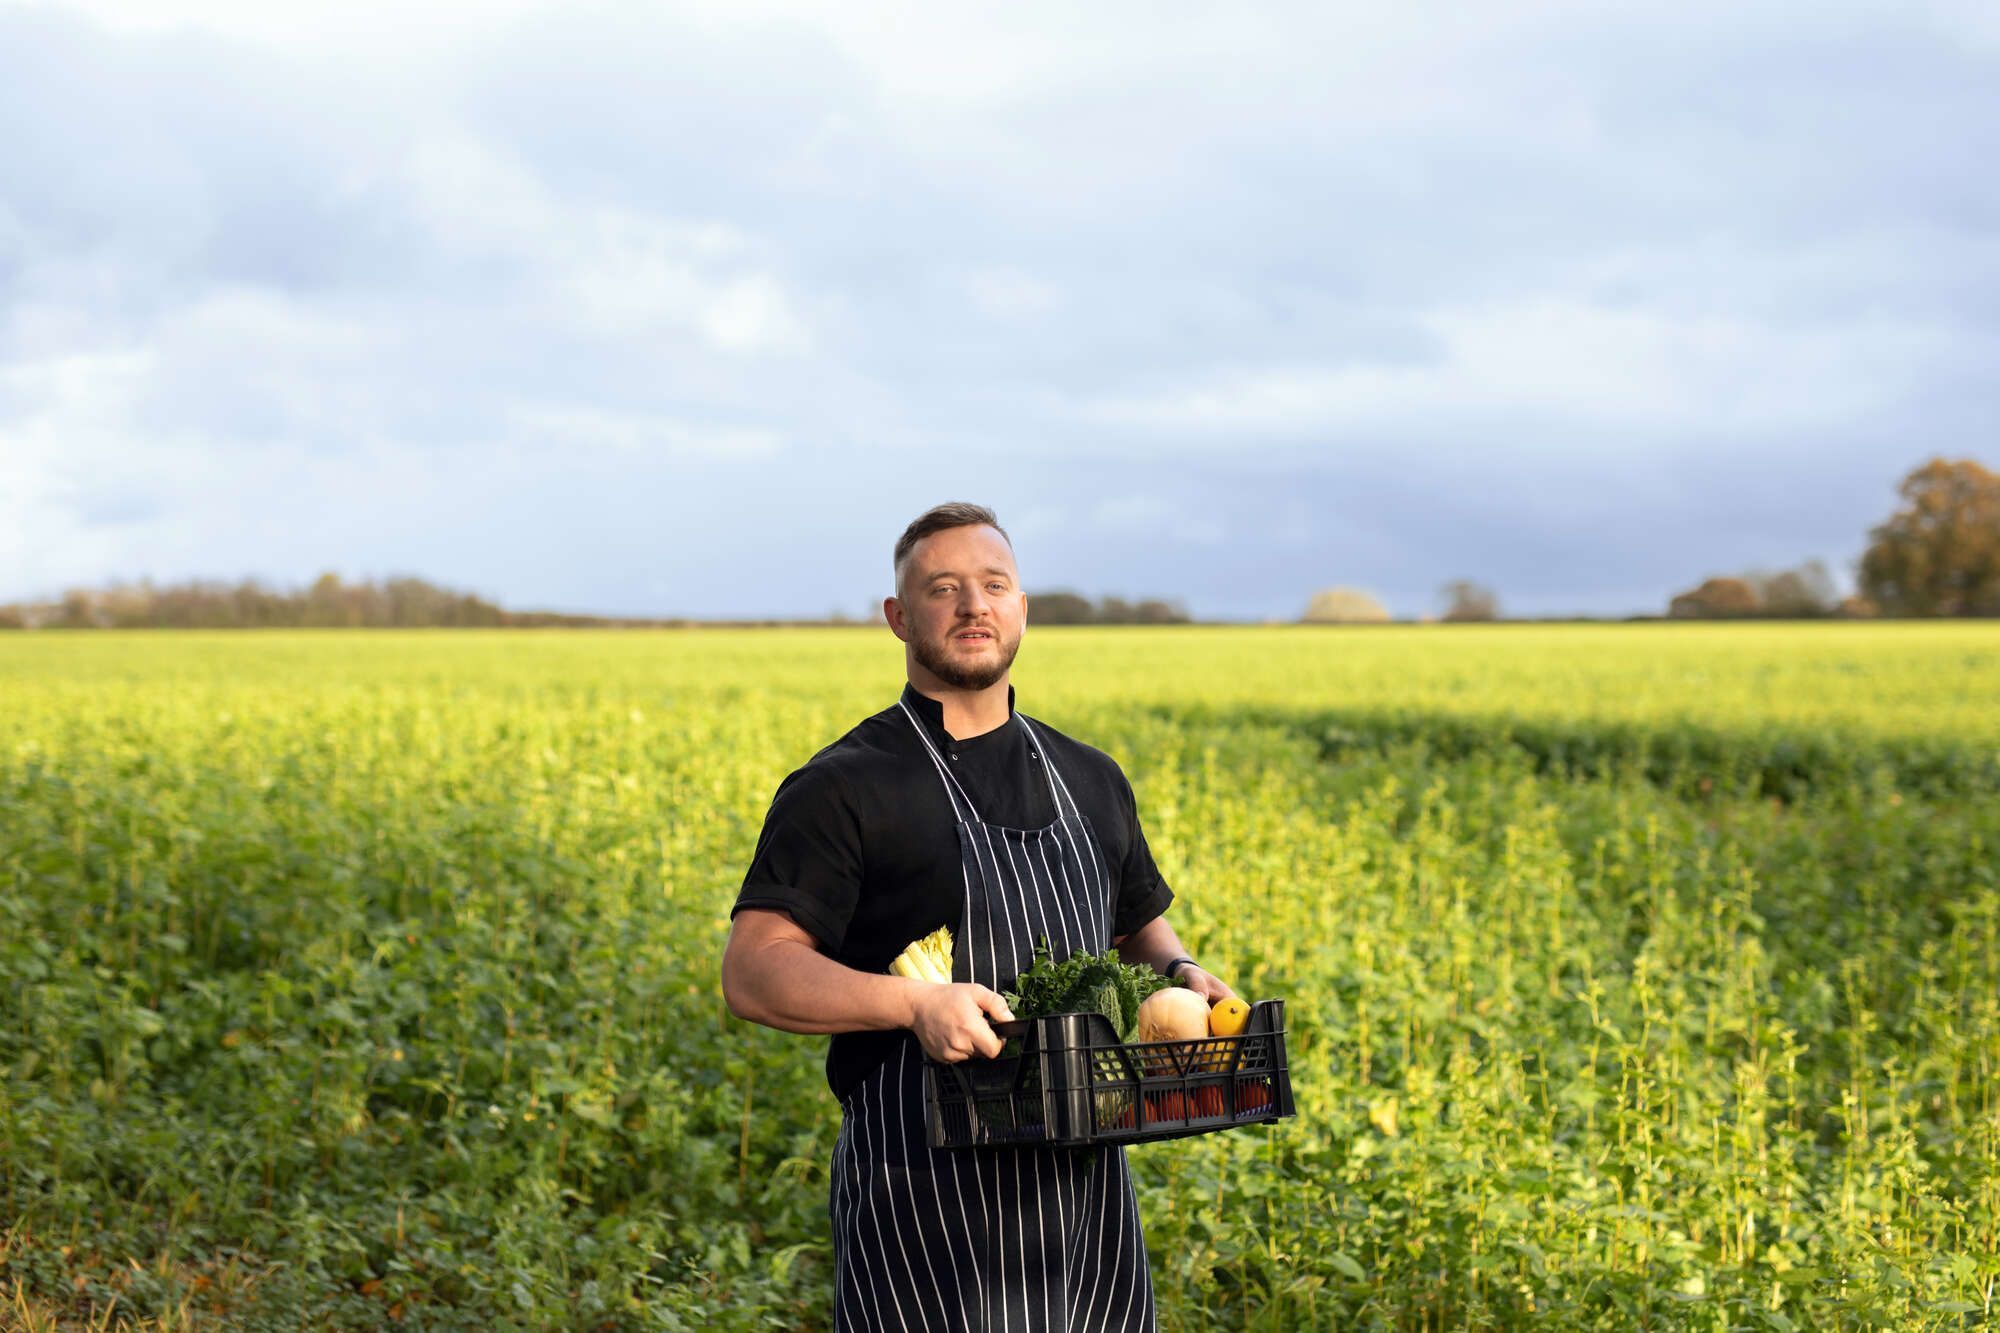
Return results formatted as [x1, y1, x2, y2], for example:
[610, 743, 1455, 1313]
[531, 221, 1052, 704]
[1208, 998, 1250, 1037]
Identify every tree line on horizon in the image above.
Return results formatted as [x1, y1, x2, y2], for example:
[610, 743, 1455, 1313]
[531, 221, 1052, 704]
[1302, 456, 1998, 623]
[1659, 456, 1997, 620]
[1024, 592, 1192, 625]
[0, 573, 694, 632]
[7, 458, 1994, 630]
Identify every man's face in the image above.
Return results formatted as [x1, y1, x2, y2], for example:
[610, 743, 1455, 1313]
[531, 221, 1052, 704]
[891, 524, 1027, 691]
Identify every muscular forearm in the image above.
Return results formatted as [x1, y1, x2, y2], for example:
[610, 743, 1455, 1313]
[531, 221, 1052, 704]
[1112, 912, 1188, 974]
[721, 909, 1016, 1060]
[1115, 912, 1237, 1001]
[725, 938, 923, 1035]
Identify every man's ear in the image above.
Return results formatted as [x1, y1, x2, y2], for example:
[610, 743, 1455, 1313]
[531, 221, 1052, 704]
[883, 594, 906, 639]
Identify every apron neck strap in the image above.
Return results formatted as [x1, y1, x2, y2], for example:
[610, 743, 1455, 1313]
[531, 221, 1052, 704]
[895, 697, 1084, 826]
[895, 697, 981, 823]
[1016, 714, 1082, 822]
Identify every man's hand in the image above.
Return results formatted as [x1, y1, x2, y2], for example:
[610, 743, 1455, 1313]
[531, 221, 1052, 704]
[1175, 964, 1237, 1004]
[910, 983, 1016, 1062]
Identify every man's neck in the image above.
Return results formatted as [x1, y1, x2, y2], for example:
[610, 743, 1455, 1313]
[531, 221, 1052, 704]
[911, 675, 1012, 740]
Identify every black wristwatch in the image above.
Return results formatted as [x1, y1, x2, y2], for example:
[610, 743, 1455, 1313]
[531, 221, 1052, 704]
[1163, 956, 1197, 980]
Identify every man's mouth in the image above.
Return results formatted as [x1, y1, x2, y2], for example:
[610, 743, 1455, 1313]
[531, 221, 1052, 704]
[954, 630, 993, 642]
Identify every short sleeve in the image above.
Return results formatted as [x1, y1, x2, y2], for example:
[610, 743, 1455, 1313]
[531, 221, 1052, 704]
[1111, 767, 1174, 938]
[732, 762, 863, 954]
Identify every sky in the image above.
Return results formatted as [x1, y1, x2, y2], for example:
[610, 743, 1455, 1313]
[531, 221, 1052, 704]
[2, 1, 1995, 621]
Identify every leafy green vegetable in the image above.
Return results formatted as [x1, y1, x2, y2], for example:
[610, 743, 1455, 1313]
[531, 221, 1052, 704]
[1003, 938, 1173, 1043]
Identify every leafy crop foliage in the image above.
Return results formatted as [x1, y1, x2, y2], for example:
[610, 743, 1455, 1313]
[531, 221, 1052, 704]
[2, 624, 1996, 1329]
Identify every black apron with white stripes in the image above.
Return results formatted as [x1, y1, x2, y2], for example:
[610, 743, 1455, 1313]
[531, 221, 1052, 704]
[827, 700, 1156, 1332]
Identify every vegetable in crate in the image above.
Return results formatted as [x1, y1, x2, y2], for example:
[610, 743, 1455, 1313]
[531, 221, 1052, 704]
[1002, 939, 1172, 1041]
[1207, 998, 1250, 1037]
[1135, 987, 1209, 1044]
[1001, 939, 1174, 1134]
[888, 925, 953, 983]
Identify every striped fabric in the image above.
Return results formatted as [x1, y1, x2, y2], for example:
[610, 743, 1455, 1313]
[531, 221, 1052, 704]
[826, 702, 1156, 1331]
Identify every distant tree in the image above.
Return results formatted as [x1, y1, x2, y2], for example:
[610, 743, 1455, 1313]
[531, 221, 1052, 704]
[1858, 458, 2000, 616]
[1741, 560, 1837, 617]
[1439, 579, 1500, 622]
[1131, 598, 1189, 624]
[1302, 587, 1390, 623]
[4, 573, 513, 629]
[57, 589, 97, 628]
[1668, 577, 1760, 619]
[1027, 590, 1096, 624]
[306, 571, 361, 627]
[98, 579, 156, 628]
[1023, 591, 1190, 624]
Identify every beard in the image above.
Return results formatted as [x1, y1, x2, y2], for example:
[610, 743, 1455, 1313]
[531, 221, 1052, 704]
[911, 623, 1022, 690]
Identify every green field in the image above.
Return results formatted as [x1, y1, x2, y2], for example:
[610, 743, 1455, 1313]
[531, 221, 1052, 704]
[3, 625, 1997, 1329]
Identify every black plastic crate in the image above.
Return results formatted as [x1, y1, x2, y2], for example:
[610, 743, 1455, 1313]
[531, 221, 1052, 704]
[924, 999, 1295, 1150]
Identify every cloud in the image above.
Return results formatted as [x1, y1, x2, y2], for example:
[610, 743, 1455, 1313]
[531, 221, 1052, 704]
[506, 404, 782, 459]
[1088, 494, 1226, 547]
[0, 0, 1994, 617]
[1078, 298, 1980, 439]
[963, 268, 1062, 321]
[395, 134, 814, 354]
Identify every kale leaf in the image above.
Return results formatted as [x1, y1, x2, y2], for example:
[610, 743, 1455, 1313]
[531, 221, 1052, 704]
[1003, 938, 1172, 1044]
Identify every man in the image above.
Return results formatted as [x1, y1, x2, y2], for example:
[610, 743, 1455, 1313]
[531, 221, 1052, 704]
[721, 501, 1234, 1332]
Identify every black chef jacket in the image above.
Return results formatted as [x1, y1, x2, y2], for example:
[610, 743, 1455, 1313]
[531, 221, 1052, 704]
[732, 680, 1175, 1101]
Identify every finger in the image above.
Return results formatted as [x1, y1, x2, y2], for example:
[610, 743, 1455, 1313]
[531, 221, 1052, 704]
[974, 987, 1015, 1024]
[972, 1025, 1004, 1060]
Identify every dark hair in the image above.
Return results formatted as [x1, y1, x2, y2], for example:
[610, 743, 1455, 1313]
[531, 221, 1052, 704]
[893, 502, 1012, 592]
